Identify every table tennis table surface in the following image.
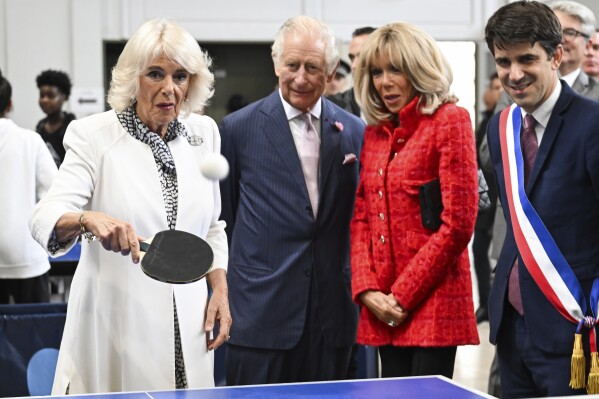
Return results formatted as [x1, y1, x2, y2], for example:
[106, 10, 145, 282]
[35, 376, 494, 399]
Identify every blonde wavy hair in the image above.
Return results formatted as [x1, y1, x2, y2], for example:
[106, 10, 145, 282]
[354, 22, 457, 125]
[107, 18, 214, 116]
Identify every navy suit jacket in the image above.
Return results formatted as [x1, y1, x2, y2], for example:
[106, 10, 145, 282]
[220, 90, 364, 350]
[488, 81, 599, 353]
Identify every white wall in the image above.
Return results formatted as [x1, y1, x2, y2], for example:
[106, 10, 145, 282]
[1, 0, 103, 129]
[1, 0, 501, 129]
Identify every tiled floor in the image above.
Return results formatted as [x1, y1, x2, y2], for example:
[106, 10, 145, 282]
[454, 321, 495, 395]
[452, 247, 497, 396]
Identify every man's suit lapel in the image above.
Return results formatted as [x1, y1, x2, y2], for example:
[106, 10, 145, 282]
[260, 91, 313, 204]
[571, 72, 586, 94]
[527, 82, 574, 192]
[572, 70, 599, 100]
[318, 98, 342, 201]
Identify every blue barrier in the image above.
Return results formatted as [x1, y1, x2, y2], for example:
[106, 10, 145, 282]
[0, 302, 378, 396]
[0, 303, 67, 397]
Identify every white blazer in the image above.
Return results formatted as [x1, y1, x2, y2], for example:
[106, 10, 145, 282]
[29, 110, 228, 394]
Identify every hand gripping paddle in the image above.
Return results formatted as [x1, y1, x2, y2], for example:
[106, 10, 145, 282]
[139, 230, 214, 284]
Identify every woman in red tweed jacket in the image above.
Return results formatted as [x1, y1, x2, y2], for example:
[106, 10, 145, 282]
[351, 22, 479, 378]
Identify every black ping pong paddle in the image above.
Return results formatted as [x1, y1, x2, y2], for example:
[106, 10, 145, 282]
[139, 230, 214, 284]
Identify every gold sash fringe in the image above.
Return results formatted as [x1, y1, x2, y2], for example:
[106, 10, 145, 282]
[571, 333, 586, 389]
[587, 352, 599, 394]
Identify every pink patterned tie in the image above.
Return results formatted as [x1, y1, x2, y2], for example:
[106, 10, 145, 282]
[508, 114, 538, 315]
[298, 113, 320, 218]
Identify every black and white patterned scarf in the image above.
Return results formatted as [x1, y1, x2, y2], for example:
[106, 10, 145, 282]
[116, 106, 189, 230]
[117, 105, 190, 389]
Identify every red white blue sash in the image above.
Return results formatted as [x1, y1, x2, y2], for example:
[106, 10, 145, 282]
[499, 104, 587, 324]
[500, 104, 599, 391]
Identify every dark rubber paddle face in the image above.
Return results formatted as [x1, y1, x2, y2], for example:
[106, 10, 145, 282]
[140, 230, 214, 284]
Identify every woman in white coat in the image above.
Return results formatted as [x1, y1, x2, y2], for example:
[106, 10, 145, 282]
[29, 18, 231, 394]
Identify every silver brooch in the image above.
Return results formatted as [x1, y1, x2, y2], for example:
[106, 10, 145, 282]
[188, 135, 204, 146]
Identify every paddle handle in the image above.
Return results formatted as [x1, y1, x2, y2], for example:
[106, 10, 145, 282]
[139, 241, 150, 252]
[139, 236, 154, 253]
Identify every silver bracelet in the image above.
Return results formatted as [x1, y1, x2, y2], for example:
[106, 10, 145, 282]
[79, 211, 97, 243]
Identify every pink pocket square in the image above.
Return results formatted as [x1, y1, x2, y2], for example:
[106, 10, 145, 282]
[343, 153, 357, 165]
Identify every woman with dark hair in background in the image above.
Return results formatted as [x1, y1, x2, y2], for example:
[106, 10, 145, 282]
[35, 69, 75, 167]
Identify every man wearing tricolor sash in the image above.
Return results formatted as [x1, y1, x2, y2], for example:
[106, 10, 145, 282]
[485, 2, 599, 397]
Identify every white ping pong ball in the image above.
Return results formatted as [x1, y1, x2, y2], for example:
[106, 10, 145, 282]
[200, 153, 230, 181]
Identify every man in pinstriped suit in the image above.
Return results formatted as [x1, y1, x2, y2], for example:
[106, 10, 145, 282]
[219, 15, 364, 385]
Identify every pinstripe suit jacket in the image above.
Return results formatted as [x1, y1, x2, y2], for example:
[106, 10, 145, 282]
[220, 90, 364, 349]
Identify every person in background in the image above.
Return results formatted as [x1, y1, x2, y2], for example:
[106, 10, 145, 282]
[35, 69, 76, 167]
[226, 93, 248, 114]
[474, 76, 505, 397]
[220, 15, 364, 385]
[472, 72, 502, 324]
[350, 21, 479, 379]
[583, 29, 599, 79]
[551, 1, 598, 93]
[328, 26, 376, 116]
[0, 70, 57, 304]
[29, 18, 230, 394]
[327, 28, 376, 378]
[324, 59, 350, 96]
[485, 1, 599, 396]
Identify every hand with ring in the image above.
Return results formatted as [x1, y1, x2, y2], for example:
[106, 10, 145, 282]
[359, 290, 408, 328]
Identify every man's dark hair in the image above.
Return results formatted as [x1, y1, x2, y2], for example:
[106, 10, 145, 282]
[352, 26, 376, 37]
[36, 69, 72, 98]
[485, 1, 562, 59]
[0, 70, 12, 114]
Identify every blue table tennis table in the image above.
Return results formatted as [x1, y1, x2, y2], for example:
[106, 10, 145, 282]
[31, 376, 494, 399]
